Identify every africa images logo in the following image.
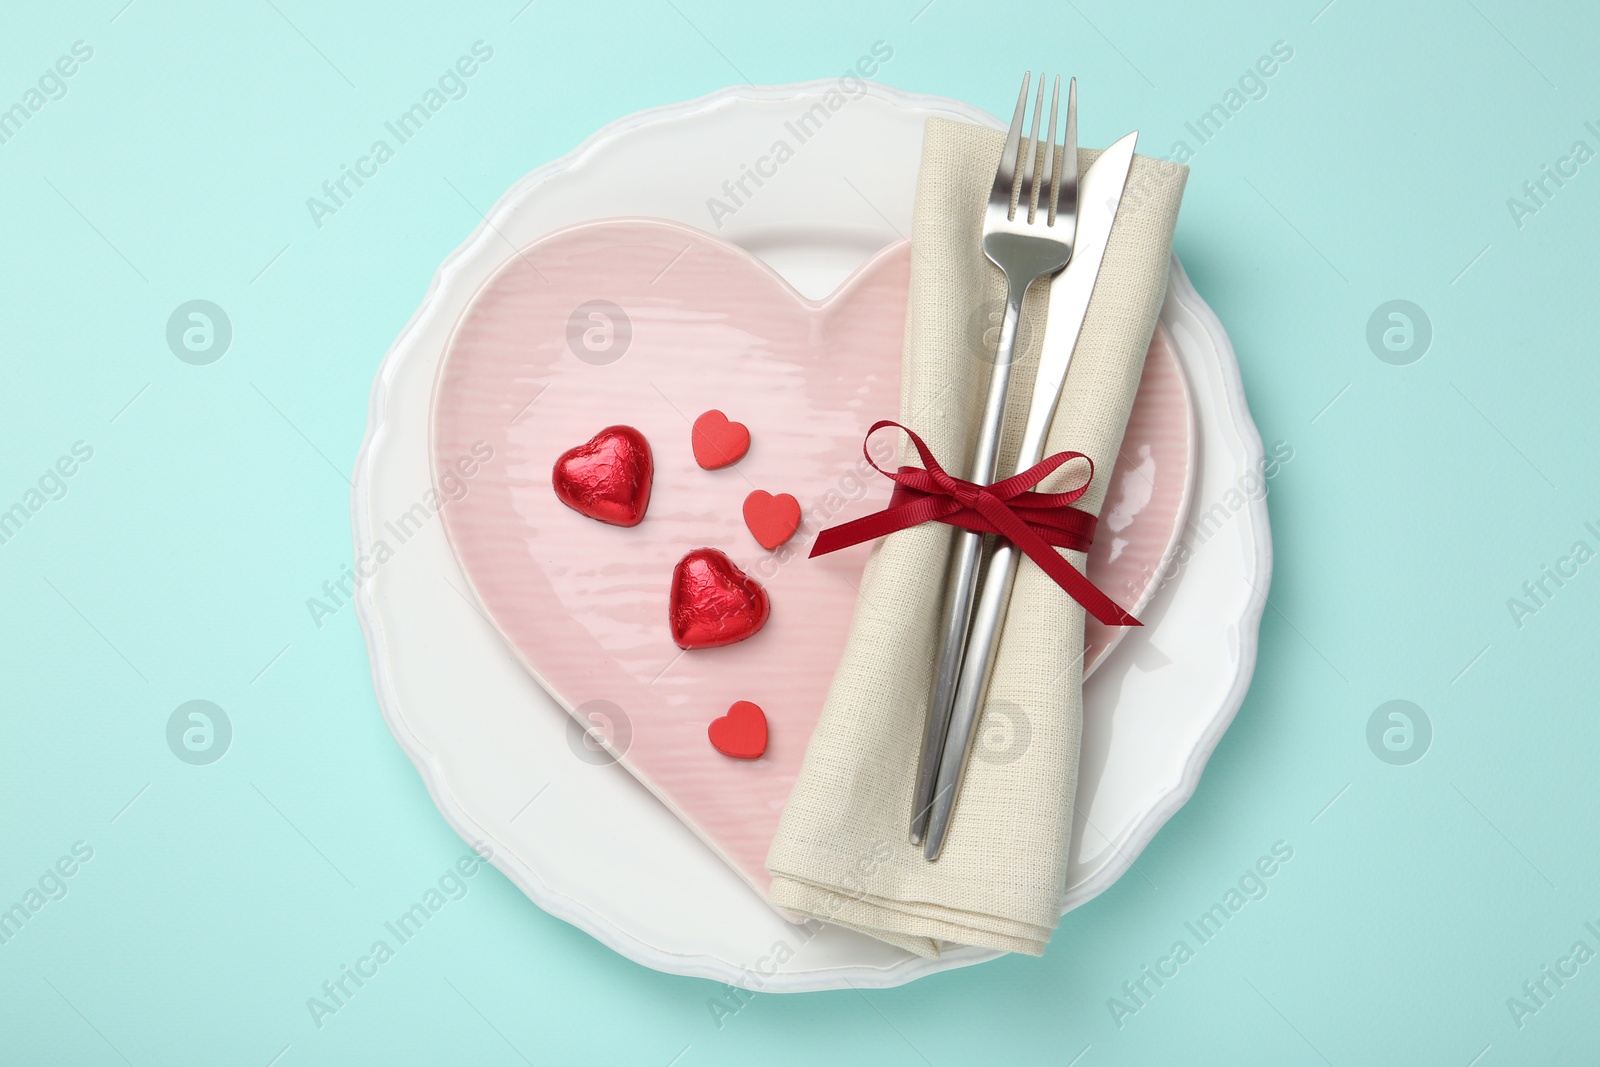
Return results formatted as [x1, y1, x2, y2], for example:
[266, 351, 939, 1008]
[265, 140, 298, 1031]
[0, 40, 94, 148]
[1106, 841, 1295, 1029]
[703, 41, 894, 229]
[304, 41, 494, 229]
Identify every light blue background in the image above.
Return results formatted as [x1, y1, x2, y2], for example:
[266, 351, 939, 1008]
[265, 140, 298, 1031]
[2, 0, 1595, 1063]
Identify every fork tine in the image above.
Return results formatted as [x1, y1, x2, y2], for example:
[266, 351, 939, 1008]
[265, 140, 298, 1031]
[1020, 75, 1044, 220]
[1058, 78, 1078, 223]
[992, 72, 1030, 208]
[1040, 76, 1060, 224]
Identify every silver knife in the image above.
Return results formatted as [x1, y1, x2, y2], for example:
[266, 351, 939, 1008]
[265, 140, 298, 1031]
[921, 131, 1139, 861]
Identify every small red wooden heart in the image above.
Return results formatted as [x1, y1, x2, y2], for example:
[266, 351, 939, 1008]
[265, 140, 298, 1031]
[691, 409, 750, 470]
[708, 700, 767, 759]
[669, 548, 770, 649]
[743, 490, 801, 550]
[551, 425, 653, 527]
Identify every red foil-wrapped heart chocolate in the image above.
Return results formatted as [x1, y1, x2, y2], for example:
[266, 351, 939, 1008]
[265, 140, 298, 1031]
[551, 425, 653, 527]
[669, 548, 770, 649]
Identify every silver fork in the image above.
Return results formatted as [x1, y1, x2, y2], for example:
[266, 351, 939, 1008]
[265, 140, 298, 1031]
[909, 73, 1079, 847]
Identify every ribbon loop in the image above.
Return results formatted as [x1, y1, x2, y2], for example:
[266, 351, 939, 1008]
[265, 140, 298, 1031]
[812, 422, 1139, 628]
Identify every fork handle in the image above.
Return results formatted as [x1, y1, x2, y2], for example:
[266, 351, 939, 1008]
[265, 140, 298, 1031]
[910, 527, 985, 843]
[921, 536, 1023, 860]
[909, 272, 1031, 844]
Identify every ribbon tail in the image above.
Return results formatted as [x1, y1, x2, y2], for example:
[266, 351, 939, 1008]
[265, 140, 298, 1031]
[809, 498, 960, 558]
[1028, 545, 1142, 627]
[809, 515, 887, 558]
[979, 498, 1141, 628]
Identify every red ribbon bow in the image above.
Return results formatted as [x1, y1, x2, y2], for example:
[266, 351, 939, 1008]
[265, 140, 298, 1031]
[810, 421, 1139, 627]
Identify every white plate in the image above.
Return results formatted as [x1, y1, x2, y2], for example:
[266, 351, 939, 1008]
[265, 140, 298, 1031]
[352, 81, 1270, 991]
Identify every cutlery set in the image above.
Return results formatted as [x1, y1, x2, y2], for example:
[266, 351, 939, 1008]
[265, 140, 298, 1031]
[913, 73, 1138, 858]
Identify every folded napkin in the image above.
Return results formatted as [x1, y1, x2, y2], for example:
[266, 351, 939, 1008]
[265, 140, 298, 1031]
[766, 118, 1187, 957]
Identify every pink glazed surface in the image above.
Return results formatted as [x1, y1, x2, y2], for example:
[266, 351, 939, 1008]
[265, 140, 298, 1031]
[432, 218, 1191, 895]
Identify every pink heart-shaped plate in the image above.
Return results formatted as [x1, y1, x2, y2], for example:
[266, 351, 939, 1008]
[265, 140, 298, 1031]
[432, 218, 1191, 895]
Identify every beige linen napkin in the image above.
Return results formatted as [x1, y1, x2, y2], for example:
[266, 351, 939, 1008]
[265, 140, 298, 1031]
[766, 118, 1187, 957]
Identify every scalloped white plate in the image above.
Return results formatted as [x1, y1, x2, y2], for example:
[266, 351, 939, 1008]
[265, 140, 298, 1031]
[352, 81, 1270, 991]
